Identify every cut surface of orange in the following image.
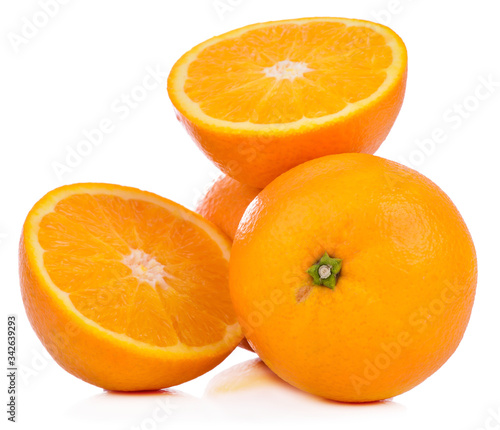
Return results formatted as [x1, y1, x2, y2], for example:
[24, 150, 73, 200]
[19, 183, 242, 391]
[168, 17, 408, 187]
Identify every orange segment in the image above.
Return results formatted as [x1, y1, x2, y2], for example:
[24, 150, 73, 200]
[19, 183, 242, 391]
[54, 193, 131, 254]
[167, 17, 408, 187]
[43, 252, 131, 293]
[123, 281, 178, 347]
[69, 277, 138, 336]
[92, 194, 144, 249]
[38, 211, 122, 260]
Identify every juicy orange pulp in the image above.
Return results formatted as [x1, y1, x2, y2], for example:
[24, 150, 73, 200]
[184, 21, 395, 124]
[168, 17, 407, 188]
[20, 184, 242, 391]
[39, 191, 235, 347]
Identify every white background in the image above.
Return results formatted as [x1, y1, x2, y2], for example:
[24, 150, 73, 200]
[2, 1, 500, 429]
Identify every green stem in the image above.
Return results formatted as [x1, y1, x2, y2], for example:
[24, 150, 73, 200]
[306, 252, 342, 290]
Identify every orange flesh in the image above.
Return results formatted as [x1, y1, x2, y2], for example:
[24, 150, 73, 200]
[38, 193, 235, 347]
[184, 22, 392, 124]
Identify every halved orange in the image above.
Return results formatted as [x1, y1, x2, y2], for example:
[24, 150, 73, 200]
[168, 17, 408, 187]
[19, 183, 242, 391]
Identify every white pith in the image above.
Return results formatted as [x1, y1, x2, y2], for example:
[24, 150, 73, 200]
[122, 249, 169, 290]
[263, 60, 313, 81]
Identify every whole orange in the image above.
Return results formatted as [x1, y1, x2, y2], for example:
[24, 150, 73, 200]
[197, 175, 261, 241]
[229, 154, 477, 402]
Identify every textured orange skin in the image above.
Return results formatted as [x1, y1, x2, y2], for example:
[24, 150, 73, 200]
[19, 185, 239, 391]
[197, 175, 261, 241]
[197, 175, 260, 352]
[173, 67, 406, 189]
[230, 154, 477, 402]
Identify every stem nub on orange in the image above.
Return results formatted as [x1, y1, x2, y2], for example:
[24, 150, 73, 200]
[168, 17, 408, 188]
[230, 154, 477, 402]
[19, 183, 242, 391]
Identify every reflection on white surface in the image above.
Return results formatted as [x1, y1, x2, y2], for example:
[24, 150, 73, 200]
[25, 344, 493, 430]
[64, 388, 199, 428]
[203, 358, 406, 424]
[56, 358, 406, 428]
